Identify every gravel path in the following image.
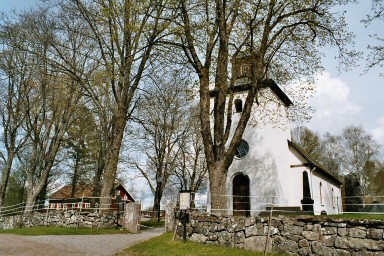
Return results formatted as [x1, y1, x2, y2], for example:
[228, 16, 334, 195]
[0, 228, 164, 256]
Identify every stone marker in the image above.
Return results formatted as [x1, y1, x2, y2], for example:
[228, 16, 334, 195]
[123, 203, 141, 233]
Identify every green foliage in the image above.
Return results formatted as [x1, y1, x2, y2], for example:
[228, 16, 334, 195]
[4, 168, 27, 206]
[0, 226, 129, 236]
[117, 232, 275, 256]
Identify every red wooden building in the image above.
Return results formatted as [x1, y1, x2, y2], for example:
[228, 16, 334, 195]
[48, 183, 135, 212]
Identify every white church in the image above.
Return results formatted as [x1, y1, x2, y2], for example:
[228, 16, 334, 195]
[208, 56, 343, 216]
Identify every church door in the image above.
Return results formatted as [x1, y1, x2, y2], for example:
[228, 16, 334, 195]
[233, 173, 250, 216]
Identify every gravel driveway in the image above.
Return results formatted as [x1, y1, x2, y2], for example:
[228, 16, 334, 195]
[0, 227, 164, 256]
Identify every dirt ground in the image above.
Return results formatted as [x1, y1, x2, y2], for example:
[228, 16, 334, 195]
[0, 228, 164, 256]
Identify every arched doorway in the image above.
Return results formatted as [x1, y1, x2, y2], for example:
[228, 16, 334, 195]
[233, 173, 250, 216]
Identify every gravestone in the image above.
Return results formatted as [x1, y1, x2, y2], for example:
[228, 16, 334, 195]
[123, 202, 141, 233]
[165, 201, 176, 232]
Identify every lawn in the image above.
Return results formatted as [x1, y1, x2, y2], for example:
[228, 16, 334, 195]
[116, 232, 278, 256]
[140, 220, 165, 229]
[0, 226, 129, 235]
[328, 214, 384, 220]
[0, 220, 165, 235]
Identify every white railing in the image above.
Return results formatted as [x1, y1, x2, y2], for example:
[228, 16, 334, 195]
[0, 196, 123, 218]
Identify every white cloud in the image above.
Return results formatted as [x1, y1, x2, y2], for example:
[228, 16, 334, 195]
[306, 72, 362, 133]
[371, 117, 384, 146]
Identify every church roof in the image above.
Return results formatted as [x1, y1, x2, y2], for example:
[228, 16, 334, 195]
[209, 79, 293, 107]
[288, 140, 343, 186]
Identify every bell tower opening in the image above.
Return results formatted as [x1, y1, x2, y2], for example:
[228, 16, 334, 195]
[234, 99, 243, 113]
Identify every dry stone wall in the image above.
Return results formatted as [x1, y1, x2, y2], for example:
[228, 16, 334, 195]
[175, 212, 384, 255]
[0, 210, 116, 229]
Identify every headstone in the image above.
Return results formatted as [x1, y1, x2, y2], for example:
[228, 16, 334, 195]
[123, 202, 141, 233]
[165, 201, 176, 232]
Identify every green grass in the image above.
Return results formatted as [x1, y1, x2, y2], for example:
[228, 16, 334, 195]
[0, 220, 164, 235]
[329, 214, 384, 220]
[140, 220, 165, 229]
[0, 226, 129, 236]
[117, 232, 278, 256]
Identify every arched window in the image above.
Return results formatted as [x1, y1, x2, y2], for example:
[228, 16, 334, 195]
[234, 99, 243, 113]
[331, 188, 335, 208]
[319, 182, 323, 205]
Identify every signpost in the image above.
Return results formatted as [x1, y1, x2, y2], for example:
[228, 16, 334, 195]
[179, 190, 191, 242]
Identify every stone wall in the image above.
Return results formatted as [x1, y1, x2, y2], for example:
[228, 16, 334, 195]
[0, 210, 117, 229]
[175, 212, 384, 255]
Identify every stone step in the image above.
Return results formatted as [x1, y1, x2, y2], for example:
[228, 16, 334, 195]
[260, 206, 312, 217]
[265, 206, 301, 211]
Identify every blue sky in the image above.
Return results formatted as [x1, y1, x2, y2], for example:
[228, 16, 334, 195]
[1, 1, 383, 144]
[305, 2, 384, 145]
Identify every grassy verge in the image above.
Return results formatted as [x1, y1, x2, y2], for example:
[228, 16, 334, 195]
[0, 226, 129, 236]
[117, 232, 278, 256]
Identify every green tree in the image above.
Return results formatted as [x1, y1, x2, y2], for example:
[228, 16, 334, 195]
[341, 126, 379, 203]
[173, 0, 357, 211]
[292, 126, 323, 162]
[4, 166, 27, 207]
[63, 105, 99, 197]
[51, 0, 173, 210]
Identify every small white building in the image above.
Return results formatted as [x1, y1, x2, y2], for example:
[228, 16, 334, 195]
[210, 57, 343, 216]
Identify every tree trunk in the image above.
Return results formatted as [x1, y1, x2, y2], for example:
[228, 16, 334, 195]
[0, 150, 15, 209]
[24, 190, 37, 215]
[190, 192, 196, 209]
[209, 162, 227, 215]
[152, 182, 163, 222]
[92, 149, 105, 198]
[71, 152, 80, 198]
[36, 183, 48, 209]
[99, 112, 126, 211]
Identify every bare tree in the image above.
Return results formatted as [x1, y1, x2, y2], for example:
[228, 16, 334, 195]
[321, 132, 343, 177]
[172, 106, 207, 209]
[130, 71, 190, 220]
[0, 16, 35, 210]
[172, 0, 357, 211]
[363, 0, 384, 74]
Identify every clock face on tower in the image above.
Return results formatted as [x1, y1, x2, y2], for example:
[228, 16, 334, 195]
[235, 139, 249, 159]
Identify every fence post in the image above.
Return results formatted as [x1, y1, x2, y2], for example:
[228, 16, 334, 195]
[76, 194, 84, 229]
[45, 201, 49, 227]
[264, 196, 275, 255]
